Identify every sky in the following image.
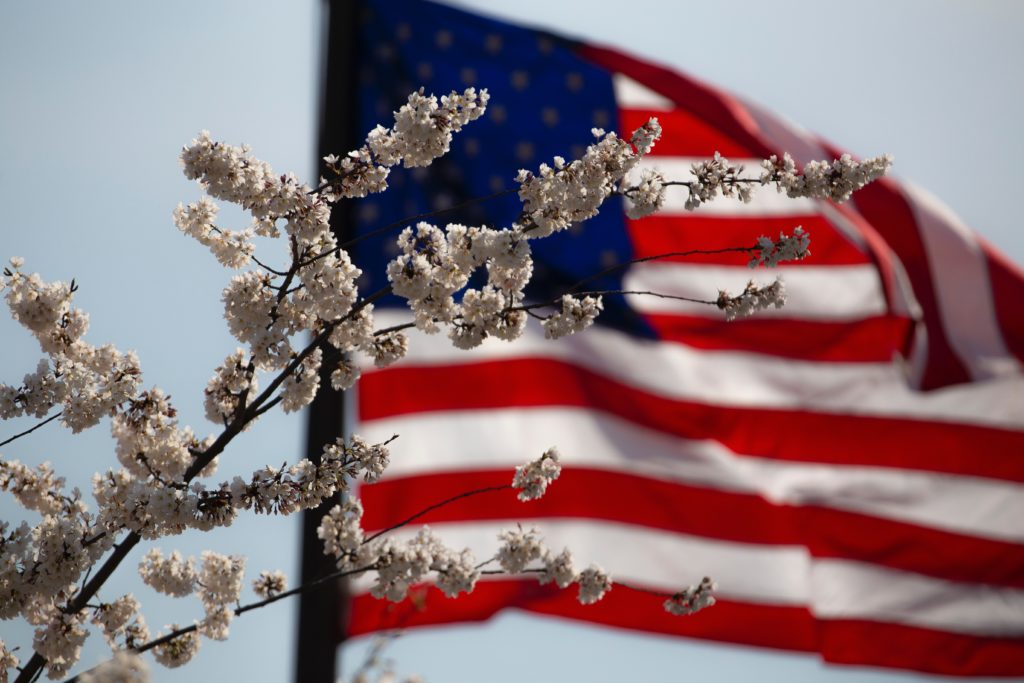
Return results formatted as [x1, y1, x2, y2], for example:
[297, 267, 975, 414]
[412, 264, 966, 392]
[0, 1, 1022, 682]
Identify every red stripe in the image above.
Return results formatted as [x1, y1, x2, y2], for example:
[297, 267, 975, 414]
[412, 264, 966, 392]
[359, 469, 1024, 588]
[818, 620, 1024, 678]
[580, 44, 774, 160]
[626, 214, 870, 266]
[359, 360, 1024, 483]
[347, 579, 816, 652]
[834, 157, 972, 389]
[346, 579, 1024, 676]
[590, 41, 972, 389]
[983, 239, 1024, 369]
[619, 108, 757, 158]
[645, 313, 912, 363]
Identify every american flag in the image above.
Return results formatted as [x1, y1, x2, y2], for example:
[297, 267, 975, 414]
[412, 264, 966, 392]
[340, 0, 1024, 675]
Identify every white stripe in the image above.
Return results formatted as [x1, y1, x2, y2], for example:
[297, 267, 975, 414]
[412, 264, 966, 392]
[349, 519, 1024, 636]
[903, 182, 1021, 380]
[818, 202, 923, 321]
[613, 73, 674, 111]
[622, 262, 887, 320]
[362, 408, 1024, 543]
[739, 97, 830, 166]
[629, 157, 820, 216]
[812, 559, 1024, 636]
[367, 310, 1024, 428]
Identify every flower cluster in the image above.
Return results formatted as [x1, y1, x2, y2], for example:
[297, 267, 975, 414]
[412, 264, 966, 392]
[1, 259, 142, 432]
[748, 228, 811, 268]
[717, 278, 786, 321]
[760, 152, 892, 202]
[624, 168, 666, 219]
[512, 447, 561, 501]
[90, 594, 145, 648]
[32, 611, 88, 679]
[663, 576, 717, 616]
[152, 626, 199, 669]
[172, 197, 254, 269]
[517, 119, 662, 238]
[138, 549, 197, 598]
[78, 651, 149, 683]
[542, 295, 604, 340]
[494, 527, 612, 606]
[196, 551, 245, 641]
[685, 152, 755, 210]
[386, 221, 537, 348]
[0, 642, 18, 683]
[252, 570, 287, 599]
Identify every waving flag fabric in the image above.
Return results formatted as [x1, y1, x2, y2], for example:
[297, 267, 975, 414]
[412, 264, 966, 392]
[340, 0, 1024, 676]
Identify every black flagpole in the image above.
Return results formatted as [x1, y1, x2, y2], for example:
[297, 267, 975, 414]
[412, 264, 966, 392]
[296, 1, 360, 682]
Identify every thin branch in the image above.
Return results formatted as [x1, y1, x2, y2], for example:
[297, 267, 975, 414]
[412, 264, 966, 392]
[565, 246, 755, 294]
[512, 289, 716, 314]
[249, 395, 284, 420]
[62, 563, 380, 683]
[250, 255, 288, 277]
[16, 289, 394, 683]
[0, 412, 63, 448]
[364, 484, 511, 544]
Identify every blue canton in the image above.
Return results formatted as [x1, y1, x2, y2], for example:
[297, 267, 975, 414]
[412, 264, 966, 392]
[354, 0, 652, 336]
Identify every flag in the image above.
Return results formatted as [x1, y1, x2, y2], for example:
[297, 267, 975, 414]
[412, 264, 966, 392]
[339, 0, 1024, 676]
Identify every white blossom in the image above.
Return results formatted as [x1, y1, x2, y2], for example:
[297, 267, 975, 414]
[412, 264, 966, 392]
[496, 526, 546, 574]
[432, 547, 480, 598]
[663, 577, 716, 616]
[0, 459, 65, 516]
[318, 499, 365, 565]
[152, 627, 200, 669]
[542, 295, 603, 340]
[624, 168, 666, 219]
[0, 641, 19, 683]
[197, 551, 245, 607]
[364, 331, 408, 368]
[79, 651, 149, 683]
[512, 447, 561, 501]
[517, 120, 660, 238]
[279, 348, 322, 414]
[685, 152, 751, 210]
[717, 277, 786, 321]
[252, 570, 287, 599]
[748, 227, 811, 268]
[330, 358, 361, 391]
[138, 549, 196, 598]
[539, 548, 577, 589]
[33, 610, 88, 679]
[760, 152, 892, 203]
[576, 564, 612, 605]
[90, 594, 140, 646]
[371, 88, 490, 169]
[173, 197, 254, 269]
[198, 603, 234, 641]
[367, 528, 442, 602]
[630, 117, 662, 156]
[204, 348, 257, 424]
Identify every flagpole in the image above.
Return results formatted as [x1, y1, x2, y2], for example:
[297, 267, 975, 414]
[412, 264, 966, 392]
[296, 1, 361, 682]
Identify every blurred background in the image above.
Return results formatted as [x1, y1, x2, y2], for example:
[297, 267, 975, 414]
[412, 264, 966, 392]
[0, 1, 1021, 681]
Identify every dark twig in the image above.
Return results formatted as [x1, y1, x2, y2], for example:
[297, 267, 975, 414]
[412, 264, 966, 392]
[0, 412, 63, 448]
[364, 484, 511, 544]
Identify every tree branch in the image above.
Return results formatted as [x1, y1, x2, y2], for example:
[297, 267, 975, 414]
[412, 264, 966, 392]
[0, 412, 63, 448]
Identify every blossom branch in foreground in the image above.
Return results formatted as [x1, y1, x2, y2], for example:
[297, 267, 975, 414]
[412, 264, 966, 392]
[0, 85, 888, 682]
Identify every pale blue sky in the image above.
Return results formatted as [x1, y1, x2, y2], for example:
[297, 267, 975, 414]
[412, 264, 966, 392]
[0, 2, 1021, 682]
